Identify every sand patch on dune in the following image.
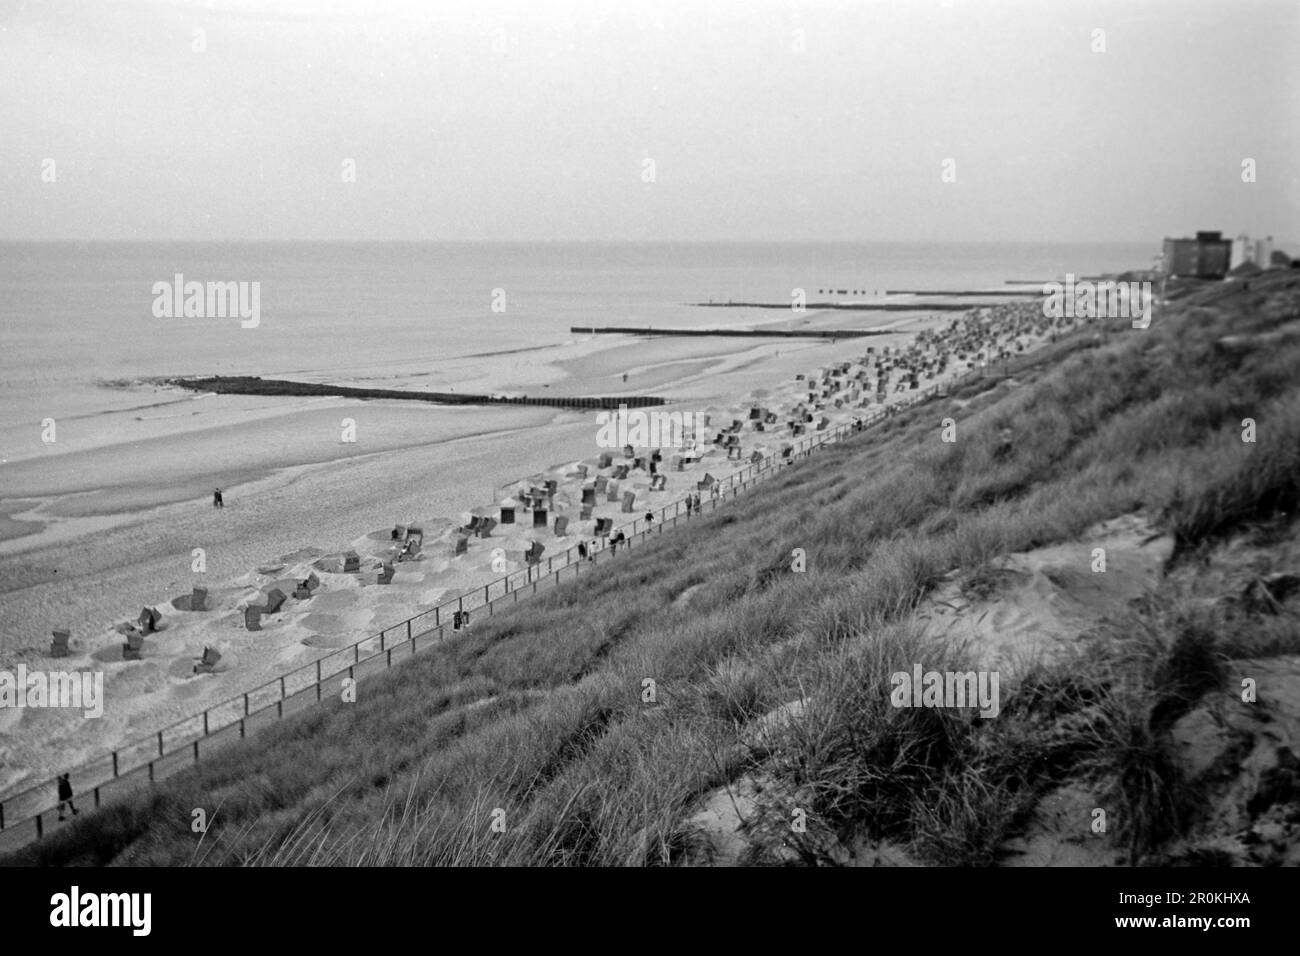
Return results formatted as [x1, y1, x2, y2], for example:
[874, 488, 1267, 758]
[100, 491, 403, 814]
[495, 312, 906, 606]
[913, 513, 1172, 675]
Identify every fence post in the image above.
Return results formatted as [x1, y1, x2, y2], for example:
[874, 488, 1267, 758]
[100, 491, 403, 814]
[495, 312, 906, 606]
[157, 730, 164, 758]
[316, 660, 323, 701]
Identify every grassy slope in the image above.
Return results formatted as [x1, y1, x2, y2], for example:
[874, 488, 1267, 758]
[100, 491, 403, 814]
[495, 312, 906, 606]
[8, 271, 1300, 867]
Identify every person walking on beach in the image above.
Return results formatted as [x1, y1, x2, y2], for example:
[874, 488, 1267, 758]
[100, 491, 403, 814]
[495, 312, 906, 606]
[645, 511, 655, 527]
[578, 541, 588, 561]
[213, 487, 224, 508]
[57, 773, 78, 821]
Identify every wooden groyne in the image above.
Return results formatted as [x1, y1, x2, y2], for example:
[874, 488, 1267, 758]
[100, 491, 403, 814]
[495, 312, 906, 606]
[571, 325, 889, 339]
[689, 301, 972, 312]
[883, 289, 1043, 297]
[169, 376, 665, 410]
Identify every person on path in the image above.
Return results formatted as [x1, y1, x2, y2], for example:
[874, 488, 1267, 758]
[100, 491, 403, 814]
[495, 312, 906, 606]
[57, 773, 78, 821]
[213, 487, 224, 508]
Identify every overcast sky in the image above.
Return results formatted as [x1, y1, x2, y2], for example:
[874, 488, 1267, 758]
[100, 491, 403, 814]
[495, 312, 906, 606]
[1, 0, 1296, 243]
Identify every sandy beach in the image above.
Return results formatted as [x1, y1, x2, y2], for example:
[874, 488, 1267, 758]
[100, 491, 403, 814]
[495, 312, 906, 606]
[0, 302, 1027, 795]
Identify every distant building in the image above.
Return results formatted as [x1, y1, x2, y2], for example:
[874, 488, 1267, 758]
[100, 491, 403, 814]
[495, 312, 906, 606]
[1162, 231, 1232, 279]
[1253, 235, 1274, 269]
[1230, 234, 1251, 270]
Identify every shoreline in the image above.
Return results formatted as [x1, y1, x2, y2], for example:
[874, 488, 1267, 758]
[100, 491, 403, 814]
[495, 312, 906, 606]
[0, 297, 1062, 798]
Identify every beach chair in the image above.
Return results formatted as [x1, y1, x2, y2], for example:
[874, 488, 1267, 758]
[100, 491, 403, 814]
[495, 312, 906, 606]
[633, 456, 646, 472]
[526, 541, 545, 566]
[243, 605, 262, 631]
[50, 629, 70, 658]
[650, 474, 667, 491]
[622, 444, 634, 459]
[751, 450, 764, 464]
[455, 535, 468, 555]
[795, 373, 805, 380]
[554, 516, 569, 537]
[392, 524, 406, 541]
[622, 491, 635, 513]
[500, 506, 516, 524]
[782, 445, 794, 460]
[817, 417, 829, 431]
[595, 517, 613, 536]
[462, 515, 483, 535]
[546, 479, 558, 497]
[749, 407, 762, 420]
[607, 481, 620, 502]
[598, 453, 613, 468]
[697, 473, 715, 491]
[194, 646, 222, 674]
[189, 586, 208, 611]
[477, 517, 496, 538]
[673, 455, 684, 472]
[612, 464, 629, 480]
[577, 464, 589, 478]
[122, 631, 145, 660]
[533, 508, 548, 529]
[264, 588, 287, 615]
[138, 606, 160, 634]
[581, 486, 596, 506]
[378, 562, 395, 585]
[594, 475, 608, 494]
[399, 536, 422, 561]
[580, 504, 593, 520]
[343, 551, 361, 573]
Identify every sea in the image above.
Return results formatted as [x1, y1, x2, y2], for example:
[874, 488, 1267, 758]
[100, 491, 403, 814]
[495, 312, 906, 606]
[0, 239, 1153, 537]
[0, 239, 1153, 439]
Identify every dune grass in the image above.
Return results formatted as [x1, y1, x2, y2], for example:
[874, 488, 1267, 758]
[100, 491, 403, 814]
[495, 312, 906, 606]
[7, 271, 1299, 867]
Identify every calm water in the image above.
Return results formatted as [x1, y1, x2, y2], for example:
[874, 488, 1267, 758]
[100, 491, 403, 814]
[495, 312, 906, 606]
[0, 240, 1153, 455]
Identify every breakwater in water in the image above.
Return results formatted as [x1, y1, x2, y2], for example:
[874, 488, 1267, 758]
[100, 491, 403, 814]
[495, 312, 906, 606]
[571, 325, 888, 339]
[169, 376, 666, 410]
[691, 301, 971, 312]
